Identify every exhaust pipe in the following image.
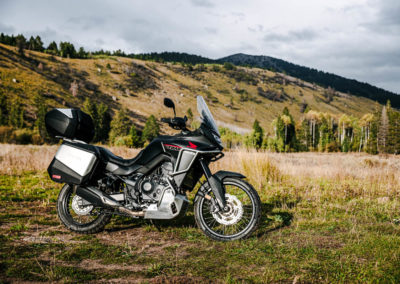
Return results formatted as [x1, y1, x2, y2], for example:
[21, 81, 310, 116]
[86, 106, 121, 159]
[76, 186, 144, 218]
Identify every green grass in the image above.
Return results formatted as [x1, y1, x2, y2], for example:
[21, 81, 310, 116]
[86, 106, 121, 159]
[1, 171, 400, 283]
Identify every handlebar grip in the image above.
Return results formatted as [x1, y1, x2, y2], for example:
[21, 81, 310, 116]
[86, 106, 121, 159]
[161, 117, 170, 123]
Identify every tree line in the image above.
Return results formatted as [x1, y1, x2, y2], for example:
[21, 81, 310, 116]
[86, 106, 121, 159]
[0, 94, 160, 147]
[0, 33, 125, 59]
[1, 91, 399, 154]
[221, 101, 400, 154]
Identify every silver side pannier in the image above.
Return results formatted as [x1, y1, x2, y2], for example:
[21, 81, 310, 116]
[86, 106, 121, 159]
[48, 142, 99, 184]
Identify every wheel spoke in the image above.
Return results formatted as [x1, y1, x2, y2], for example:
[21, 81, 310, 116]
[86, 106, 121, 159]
[198, 180, 258, 239]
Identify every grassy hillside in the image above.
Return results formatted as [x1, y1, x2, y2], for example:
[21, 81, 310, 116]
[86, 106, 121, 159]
[220, 53, 400, 107]
[0, 43, 379, 134]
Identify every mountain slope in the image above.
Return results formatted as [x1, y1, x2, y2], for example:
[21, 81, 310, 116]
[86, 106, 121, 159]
[219, 53, 400, 107]
[0, 43, 381, 134]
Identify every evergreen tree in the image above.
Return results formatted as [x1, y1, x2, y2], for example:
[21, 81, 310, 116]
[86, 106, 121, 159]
[83, 98, 99, 140]
[109, 108, 130, 144]
[34, 93, 47, 140]
[83, 98, 111, 143]
[77, 47, 87, 58]
[0, 91, 8, 125]
[129, 125, 142, 147]
[9, 98, 24, 128]
[186, 108, 193, 121]
[34, 36, 44, 51]
[46, 41, 58, 54]
[245, 120, 264, 149]
[142, 115, 160, 143]
[97, 103, 111, 142]
[28, 36, 36, 50]
[280, 107, 297, 151]
[59, 42, 76, 58]
[15, 34, 26, 56]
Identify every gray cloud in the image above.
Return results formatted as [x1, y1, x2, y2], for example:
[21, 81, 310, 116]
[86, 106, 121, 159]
[0, 22, 14, 34]
[191, 0, 214, 8]
[263, 28, 319, 43]
[0, 0, 398, 93]
[204, 27, 218, 34]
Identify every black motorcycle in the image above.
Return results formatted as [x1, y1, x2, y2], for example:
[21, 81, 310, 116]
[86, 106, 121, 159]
[45, 96, 261, 241]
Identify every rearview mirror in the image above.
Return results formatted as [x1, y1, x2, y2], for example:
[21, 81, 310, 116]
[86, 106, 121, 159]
[163, 98, 176, 117]
[164, 98, 175, 109]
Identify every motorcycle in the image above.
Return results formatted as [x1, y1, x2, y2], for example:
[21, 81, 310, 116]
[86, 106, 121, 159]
[45, 96, 261, 241]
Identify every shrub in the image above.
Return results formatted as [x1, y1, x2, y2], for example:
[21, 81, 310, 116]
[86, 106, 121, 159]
[326, 141, 340, 152]
[114, 136, 133, 147]
[32, 133, 44, 145]
[223, 62, 236, 71]
[211, 65, 221, 72]
[13, 128, 33, 145]
[0, 126, 13, 143]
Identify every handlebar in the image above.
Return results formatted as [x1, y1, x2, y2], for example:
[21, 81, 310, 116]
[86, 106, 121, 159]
[161, 117, 172, 123]
[161, 116, 188, 130]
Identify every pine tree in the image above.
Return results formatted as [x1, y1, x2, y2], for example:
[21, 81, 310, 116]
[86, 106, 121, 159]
[15, 34, 26, 56]
[83, 98, 99, 139]
[0, 91, 8, 125]
[129, 125, 142, 147]
[34, 36, 44, 52]
[142, 115, 160, 143]
[28, 36, 36, 50]
[280, 107, 297, 151]
[251, 119, 264, 149]
[9, 98, 24, 128]
[59, 42, 76, 58]
[46, 41, 58, 55]
[97, 103, 111, 142]
[186, 108, 193, 121]
[109, 108, 130, 144]
[34, 93, 47, 140]
[77, 47, 87, 58]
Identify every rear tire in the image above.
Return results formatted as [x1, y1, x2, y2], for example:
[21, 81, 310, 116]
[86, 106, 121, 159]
[194, 177, 261, 241]
[57, 184, 112, 234]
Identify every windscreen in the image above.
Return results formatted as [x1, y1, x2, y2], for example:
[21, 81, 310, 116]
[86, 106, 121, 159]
[197, 96, 220, 136]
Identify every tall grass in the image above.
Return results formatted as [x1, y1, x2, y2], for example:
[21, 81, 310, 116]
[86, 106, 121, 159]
[0, 144, 140, 175]
[1, 144, 399, 201]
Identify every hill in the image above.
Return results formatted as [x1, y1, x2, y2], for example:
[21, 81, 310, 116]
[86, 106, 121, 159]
[0, 43, 381, 135]
[219, 53, 400, 107]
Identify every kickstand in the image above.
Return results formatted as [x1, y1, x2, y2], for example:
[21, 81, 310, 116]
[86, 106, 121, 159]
[150, 219, 162, 232]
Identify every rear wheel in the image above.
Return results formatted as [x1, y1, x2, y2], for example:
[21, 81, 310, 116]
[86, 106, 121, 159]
[57, 184, 112, 234]
[194, 178, 261, 241]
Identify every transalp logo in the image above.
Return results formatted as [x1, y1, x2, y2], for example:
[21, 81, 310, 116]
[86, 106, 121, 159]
[164, 144, 181, 151]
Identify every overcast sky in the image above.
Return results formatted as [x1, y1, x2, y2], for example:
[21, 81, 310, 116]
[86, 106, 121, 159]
[0, 0, 399, 93]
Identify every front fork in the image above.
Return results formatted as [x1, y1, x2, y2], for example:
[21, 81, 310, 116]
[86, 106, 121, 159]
[198, 158, 227, 211]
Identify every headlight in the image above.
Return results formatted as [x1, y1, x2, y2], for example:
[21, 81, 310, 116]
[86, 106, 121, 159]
[212, 132, 223, 147]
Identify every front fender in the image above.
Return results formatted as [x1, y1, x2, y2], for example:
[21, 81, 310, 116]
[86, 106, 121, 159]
[195, 171, 246, 208]
[214, 170, 246, 181]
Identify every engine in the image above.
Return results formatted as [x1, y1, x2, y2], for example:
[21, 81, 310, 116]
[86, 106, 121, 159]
[124, 162, 174, 206]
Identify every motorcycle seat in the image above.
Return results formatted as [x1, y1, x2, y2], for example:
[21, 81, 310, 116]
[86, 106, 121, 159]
[98, 147, 143, 168]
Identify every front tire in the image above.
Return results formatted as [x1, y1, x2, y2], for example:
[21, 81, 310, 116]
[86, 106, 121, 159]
[194, 178, 261, 241]
[57, 184, 112, 234]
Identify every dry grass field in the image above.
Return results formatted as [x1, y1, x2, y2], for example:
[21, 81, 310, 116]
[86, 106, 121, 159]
[1, 144, 400, 283]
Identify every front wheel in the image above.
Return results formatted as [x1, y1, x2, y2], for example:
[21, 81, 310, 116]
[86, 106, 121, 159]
[194, 177, 261, 241]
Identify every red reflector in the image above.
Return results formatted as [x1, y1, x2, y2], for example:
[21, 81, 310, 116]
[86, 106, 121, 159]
[52, 175, 61, 179]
